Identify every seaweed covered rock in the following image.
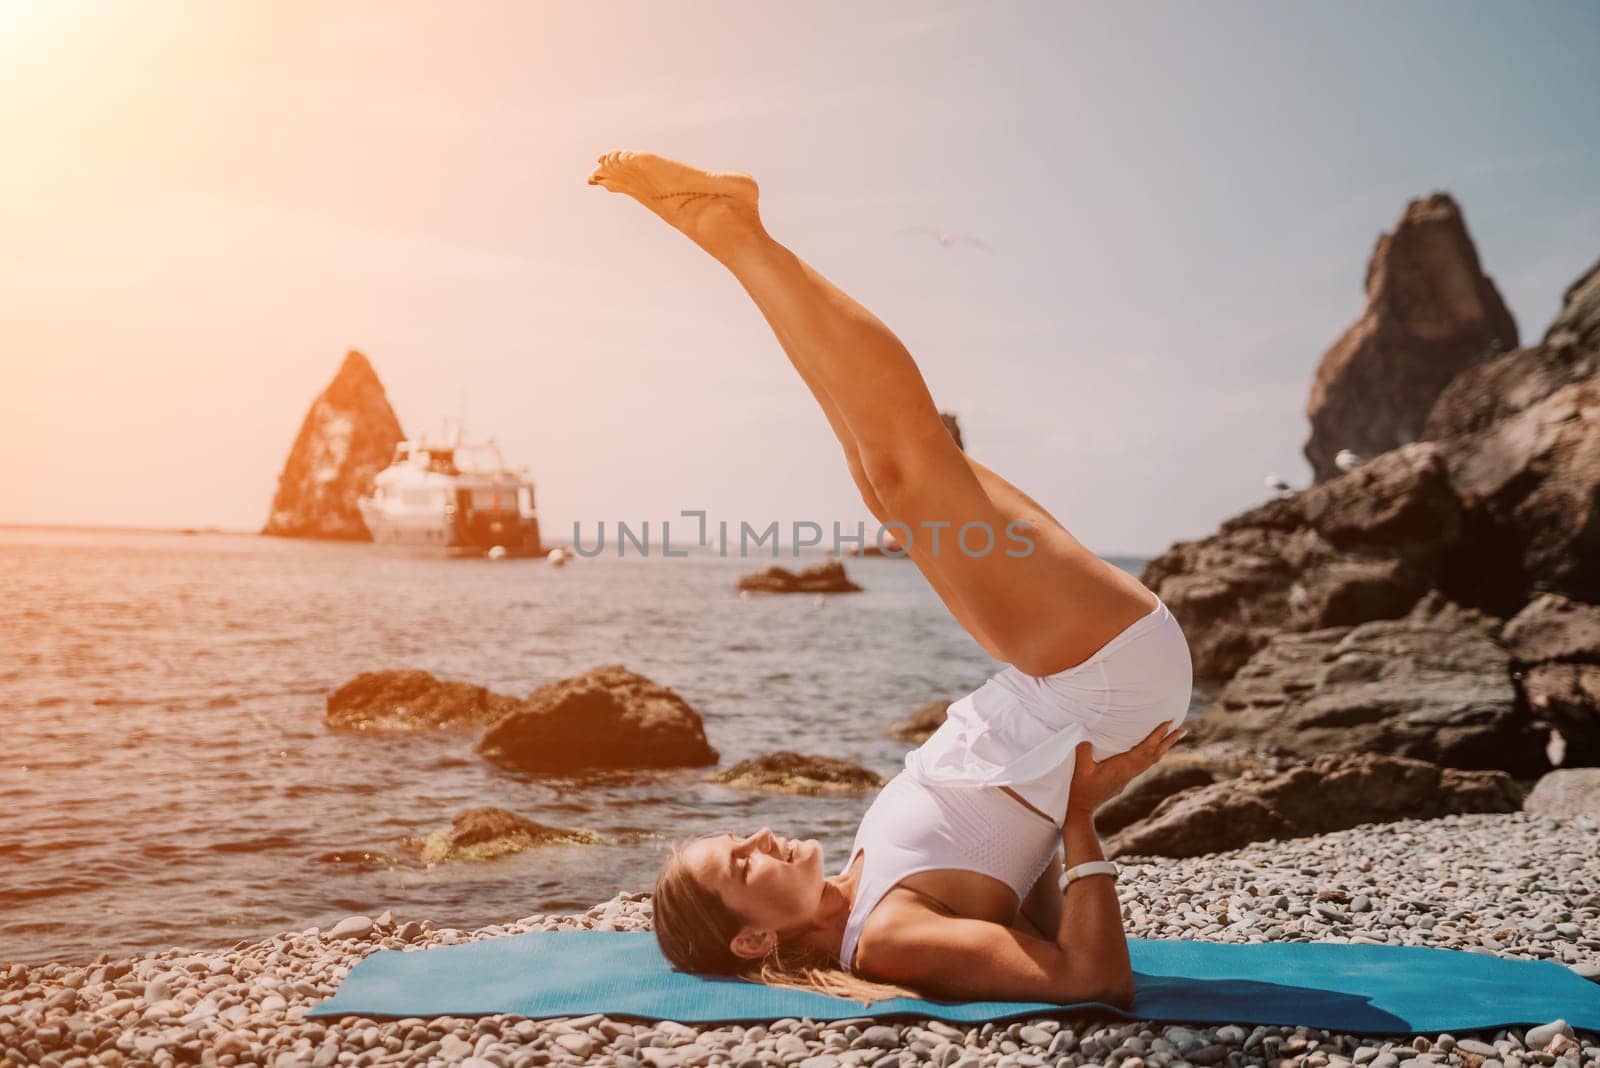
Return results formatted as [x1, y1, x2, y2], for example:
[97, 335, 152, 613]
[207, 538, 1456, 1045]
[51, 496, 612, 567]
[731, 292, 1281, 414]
[1107, 753, 1520, 859]
[711, 751, 885, 795]
[403, 806, 599, 864]
[476, 665, 718, 773]
[326, 669, 519, 731]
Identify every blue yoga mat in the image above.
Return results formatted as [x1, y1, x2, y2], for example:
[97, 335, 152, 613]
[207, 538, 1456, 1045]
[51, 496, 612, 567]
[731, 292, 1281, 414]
[309, 931, 1600, 1034]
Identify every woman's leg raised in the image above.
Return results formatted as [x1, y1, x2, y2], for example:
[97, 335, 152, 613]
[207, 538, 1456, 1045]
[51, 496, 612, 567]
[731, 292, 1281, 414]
[589, 151, 1154, 675]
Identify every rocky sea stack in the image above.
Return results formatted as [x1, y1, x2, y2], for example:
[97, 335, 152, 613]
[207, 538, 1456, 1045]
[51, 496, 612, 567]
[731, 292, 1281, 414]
[262, 350, 404, 541]
[1304, 193, 1517, 483]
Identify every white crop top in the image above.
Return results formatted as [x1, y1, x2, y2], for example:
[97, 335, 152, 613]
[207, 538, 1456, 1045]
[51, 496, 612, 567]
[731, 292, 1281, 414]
[837, 770, 1061, 971]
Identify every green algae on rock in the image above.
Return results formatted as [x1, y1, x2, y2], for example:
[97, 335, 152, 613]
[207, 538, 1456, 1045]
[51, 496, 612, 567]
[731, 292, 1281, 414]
[711, 751, 885, 795]
[403, 807, 600, 865]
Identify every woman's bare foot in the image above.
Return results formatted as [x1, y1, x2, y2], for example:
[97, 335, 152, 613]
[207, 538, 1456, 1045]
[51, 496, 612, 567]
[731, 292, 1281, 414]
[588, 151, 764, 258]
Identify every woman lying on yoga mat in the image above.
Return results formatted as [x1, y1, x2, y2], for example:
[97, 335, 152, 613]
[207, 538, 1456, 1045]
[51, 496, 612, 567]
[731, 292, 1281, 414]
[588, 152, 1194, 1007]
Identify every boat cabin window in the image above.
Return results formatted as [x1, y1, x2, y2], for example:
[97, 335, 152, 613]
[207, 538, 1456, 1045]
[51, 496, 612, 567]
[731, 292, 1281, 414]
[471, 488, 513, 510]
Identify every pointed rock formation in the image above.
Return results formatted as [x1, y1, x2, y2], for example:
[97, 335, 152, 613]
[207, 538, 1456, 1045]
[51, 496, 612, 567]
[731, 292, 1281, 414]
[1304, 193, 1517, 482]
[263, 350, 404, 540]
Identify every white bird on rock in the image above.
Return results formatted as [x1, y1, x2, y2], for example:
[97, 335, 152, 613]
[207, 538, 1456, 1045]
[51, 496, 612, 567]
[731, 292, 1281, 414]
[1335, 449, 1366, 473]
[1264, 473, 1295, 499]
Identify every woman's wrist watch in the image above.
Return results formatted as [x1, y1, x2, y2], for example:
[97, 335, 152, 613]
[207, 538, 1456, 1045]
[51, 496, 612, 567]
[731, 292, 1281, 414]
[1059, 860, 1119, 891]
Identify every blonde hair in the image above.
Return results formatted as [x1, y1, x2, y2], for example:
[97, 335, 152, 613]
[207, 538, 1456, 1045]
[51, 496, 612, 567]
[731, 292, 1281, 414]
[651, 838, 918, 1005]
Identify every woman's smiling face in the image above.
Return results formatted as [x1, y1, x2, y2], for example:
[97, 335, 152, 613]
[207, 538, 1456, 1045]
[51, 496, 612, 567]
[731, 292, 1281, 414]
[679, 827, 826, 949]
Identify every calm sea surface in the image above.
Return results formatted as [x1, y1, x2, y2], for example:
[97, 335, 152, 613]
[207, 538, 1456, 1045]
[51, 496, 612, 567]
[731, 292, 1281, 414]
[0, 527, 1196, 965]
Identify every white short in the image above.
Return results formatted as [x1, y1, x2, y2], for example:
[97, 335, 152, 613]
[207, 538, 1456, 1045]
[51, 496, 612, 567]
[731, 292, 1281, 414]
[902, 597, 1194, 824]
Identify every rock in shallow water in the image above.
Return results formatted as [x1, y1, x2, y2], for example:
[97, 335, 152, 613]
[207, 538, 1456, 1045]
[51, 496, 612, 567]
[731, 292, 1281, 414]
[711, 751, 884, 795]
[325, 669, 520, 731]
[477, 664, 718, 773]
[738, 559, 862, 594]
[402, 806, 601, 864]
[263, 349, 405, 541]
[887, 699, 951, 743]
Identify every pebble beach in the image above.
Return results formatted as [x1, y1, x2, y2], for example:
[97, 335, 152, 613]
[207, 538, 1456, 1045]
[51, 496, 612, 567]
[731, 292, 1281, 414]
[7, 812, 1596, 1068]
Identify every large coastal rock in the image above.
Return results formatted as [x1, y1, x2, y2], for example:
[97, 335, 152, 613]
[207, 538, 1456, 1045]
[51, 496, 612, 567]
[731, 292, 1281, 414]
[1106, 753, 1520, 859]
[402, 807, 599, 864]
[1145, 250, 1600, 681]
[476, 665, 718, 773]
[326, 670, 519, 731]
[1093, 752, 1266, 837]
[710, 751, 885, 795]
[1190, 594, 1550, 776]
[738, 559, 862, 594]
[1522, 665, 1600, 766]
[1523, 769, 1600, 821]
[1438, 374, 1600, 611]
[1426, 258, 1599, 439]
[1304, 193, 1516, 482]
[263, 350, 404, 540]
[1142, 442, 1459, 679]
[1504, 595, 1600, 766]
[1503, 594, 1600, 666]
[1424, 261, 1600, 612]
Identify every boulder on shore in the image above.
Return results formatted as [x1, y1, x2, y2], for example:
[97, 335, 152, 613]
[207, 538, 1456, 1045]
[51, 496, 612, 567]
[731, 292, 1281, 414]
[1425, 257, 1599, 440]
[711, 751, 885, 795]
[1523, 769, 1600, 822]
[1304, 193, 1516, 483]
[887, 699, 952, 743]
[263, 350, 404, 540]
[1190, 593, 1549, 776]
[1503, 593, 1600, 667]
[476, 664, 718, 773]
[1093, 751, 1267, 837]
[401, 806, 599, 864]
[738, 559, 862, 594]
[1502, 594, 1600, 766]
[1106, 753, 1520, 859]
[326, 670, 520, 731]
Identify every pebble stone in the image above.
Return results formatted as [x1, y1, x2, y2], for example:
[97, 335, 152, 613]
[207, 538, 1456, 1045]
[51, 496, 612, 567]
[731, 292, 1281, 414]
[0, 812, 1595, 1068]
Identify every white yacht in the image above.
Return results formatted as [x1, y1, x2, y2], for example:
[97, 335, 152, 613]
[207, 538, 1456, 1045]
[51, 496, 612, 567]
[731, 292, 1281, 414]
[359, 435, 541, 556]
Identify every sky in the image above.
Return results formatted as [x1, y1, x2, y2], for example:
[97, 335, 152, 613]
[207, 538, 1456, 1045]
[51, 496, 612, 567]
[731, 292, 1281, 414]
[2, 1, 1596, 555]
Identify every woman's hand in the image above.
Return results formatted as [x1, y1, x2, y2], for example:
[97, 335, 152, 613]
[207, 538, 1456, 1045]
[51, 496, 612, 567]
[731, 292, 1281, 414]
[1066, 721, 1186, 815]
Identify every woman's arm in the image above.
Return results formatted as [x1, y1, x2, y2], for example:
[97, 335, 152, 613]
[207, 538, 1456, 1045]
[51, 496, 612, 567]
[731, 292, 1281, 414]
[864, 724, 1182, 1006]
[1056, 807, 1132, 1005]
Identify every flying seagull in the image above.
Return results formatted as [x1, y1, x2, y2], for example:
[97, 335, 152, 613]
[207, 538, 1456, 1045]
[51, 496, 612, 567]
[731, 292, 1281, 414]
[897, 226, 993, 253]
